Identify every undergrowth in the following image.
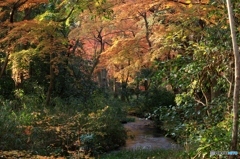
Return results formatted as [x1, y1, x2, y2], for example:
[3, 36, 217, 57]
[0, 91, 128, 157]
[100, 149, 182, 159]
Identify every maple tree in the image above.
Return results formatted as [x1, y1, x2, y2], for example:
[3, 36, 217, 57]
[0, 0, 111, 104]
[0, 0, 74, 104]
[93, 0, 212, 100]
[0, 0, 46, 78]
[101, 0, 154, 77]
[68, 1, 136, 99]
[69, 11, 113, 85]
[85, 0, 155, 100]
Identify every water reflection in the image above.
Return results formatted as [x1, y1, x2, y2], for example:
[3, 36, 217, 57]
[122, 116, 180, 150]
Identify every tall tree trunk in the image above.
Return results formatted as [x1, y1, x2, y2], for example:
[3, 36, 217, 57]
[0, 53, 9, 78]
[46, 52, 55, 106]
[226, 0, 240, 158]
[97, 69, 108, 92]
[136, 77, 140, 100]
[121, 82, 127, 101]
[113, 78, 120, 98]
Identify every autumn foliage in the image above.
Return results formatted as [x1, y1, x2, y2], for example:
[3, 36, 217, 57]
[1, 0, 240, 158]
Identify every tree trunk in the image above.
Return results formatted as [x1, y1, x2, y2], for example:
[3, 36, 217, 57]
[226, 0, 240, 158]
[46, 52, 55, 106]
[113, 78, 120, 98]
[136, 78, 140, 100]
[98, 69, 108, 92]
[0, 53, 9, 78]
[121, 81, 128, 102]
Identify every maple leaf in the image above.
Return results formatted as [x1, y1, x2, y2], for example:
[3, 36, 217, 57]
[24, 126, 33, 136]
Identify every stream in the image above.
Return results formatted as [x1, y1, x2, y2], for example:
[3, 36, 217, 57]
[121, 116, 181, 150]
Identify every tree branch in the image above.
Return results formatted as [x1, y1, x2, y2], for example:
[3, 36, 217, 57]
[57, 7, 75, 22]
[10, 0, 28, 23]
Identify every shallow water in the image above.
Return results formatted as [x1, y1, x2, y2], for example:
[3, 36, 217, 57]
[122, 116, 180, 150]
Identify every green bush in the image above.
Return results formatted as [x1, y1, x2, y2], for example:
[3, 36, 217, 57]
[78, 105, 127, 155]
[134, 87, 175, 117]
[0, 89, 128, 157]
[100, 149, 182, 159]
[181, 114, 233, 159]
[0, 104, 27, 150]
[0, 75, 15, 99]
[0, 96, 45, 151]
[144, 87, 175, 108]
[151, 93, 234, 158]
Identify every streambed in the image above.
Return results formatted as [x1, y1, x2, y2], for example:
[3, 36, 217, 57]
[122, 116, 180, 150]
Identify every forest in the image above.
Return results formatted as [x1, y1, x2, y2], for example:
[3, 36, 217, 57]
[0, 0, 240, 158]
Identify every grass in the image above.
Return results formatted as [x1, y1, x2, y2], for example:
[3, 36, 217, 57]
[121, 116, 136, 123]
[126, 116, 136, 122]
[99, 149, 183, 159]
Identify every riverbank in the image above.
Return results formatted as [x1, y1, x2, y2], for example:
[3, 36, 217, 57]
[100, 116, 183, 159]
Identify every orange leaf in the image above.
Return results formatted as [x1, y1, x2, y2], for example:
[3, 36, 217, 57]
[24, 126, 32, 136]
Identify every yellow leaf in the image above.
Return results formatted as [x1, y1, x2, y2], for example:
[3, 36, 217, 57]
[179, 0, 191, 4]
[56, 126, 60, 132]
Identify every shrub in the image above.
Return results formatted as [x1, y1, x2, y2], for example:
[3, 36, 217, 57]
[144, 87, 175, 107]
[151, 93, 234, 158]
[181, 113, 233, 159]
[0, 89, 128, 157]
[78, 105, 127, 155]
[0, 104, 27, 150]
[134, 87, 175, 117]
[100, 149, 182, 159]
[0, 75, 15, 99]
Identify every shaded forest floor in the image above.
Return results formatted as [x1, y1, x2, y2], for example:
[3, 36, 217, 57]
[0, 94, 183, 159]
[0, 150, 65, 159]
[0, 116, 182, 159]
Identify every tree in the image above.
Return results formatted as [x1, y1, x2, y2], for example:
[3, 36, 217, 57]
[226, 0, 239, 157]
[148, 0, 240, 157]
[97, 0, 158, 99]
[0, 0, 48, 79]
[0, 0, 111, 104]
